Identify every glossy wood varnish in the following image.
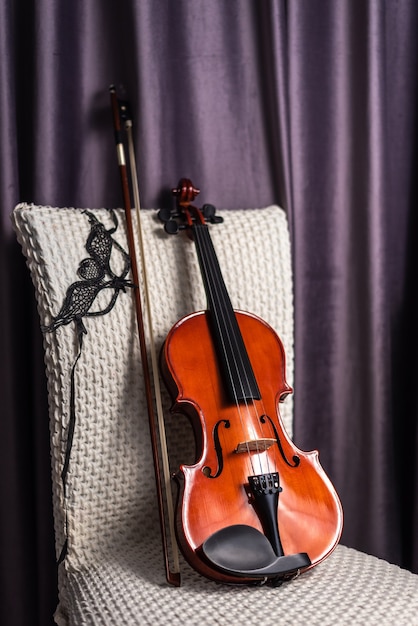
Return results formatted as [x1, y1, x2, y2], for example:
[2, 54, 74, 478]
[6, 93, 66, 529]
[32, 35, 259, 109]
[161, 308, 343, 584]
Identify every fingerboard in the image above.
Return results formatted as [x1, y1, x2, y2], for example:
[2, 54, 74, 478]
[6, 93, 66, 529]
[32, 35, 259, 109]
[192, 223, 261, 402]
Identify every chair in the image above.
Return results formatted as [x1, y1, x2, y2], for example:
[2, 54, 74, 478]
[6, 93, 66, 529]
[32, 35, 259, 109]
[12, 203, 418, 625]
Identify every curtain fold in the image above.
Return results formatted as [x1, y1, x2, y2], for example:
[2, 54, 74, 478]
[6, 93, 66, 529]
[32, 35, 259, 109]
[287, 0, 399, 562]
[1, 2, 417, 624]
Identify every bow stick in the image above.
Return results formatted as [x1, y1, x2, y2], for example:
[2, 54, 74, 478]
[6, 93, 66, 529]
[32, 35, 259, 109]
[109, 86, 181, 586]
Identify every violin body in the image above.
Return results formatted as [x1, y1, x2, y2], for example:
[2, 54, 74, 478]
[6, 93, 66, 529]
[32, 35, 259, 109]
[159, 179, 343, 585]
[161, 309, 343, 584]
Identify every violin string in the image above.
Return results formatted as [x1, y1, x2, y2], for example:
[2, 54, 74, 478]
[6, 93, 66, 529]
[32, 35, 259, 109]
[201, 221, 280, 476]
[194, 222, 273, 477]
[207, 226, 274, 476]
[196, 223, 273, 472]
[197, 224, 273, 477]
[192, 224, 255, 476]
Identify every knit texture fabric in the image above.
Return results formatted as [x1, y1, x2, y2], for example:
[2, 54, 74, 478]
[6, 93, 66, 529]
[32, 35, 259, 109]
[12, 204, 418, 625]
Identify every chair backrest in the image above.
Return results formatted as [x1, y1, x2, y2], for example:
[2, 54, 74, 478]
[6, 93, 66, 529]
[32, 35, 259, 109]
[12, 204, 294, 569]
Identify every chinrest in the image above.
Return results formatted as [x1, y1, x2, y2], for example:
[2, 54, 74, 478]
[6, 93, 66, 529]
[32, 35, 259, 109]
[202, 524, 311, 578]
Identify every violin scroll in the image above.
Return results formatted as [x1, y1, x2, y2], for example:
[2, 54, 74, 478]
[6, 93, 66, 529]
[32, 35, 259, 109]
[172, 178, 200, 206]
[158, 178, 223, 235]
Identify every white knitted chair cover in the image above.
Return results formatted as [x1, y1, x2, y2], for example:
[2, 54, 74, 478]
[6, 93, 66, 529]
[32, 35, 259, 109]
[12, 204, 418, 626]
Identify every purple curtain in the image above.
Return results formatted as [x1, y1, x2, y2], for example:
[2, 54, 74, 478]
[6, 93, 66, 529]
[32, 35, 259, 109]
[1, 1, 417, 624]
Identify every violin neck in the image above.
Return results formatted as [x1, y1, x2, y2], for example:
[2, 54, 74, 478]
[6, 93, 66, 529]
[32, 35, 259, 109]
[192, 223, 261, 402]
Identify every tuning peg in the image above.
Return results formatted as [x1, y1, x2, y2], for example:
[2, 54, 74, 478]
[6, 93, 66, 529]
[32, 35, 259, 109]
[158, 208, 174, 223]
[202, 204, 216, 220]
[164, 219, 179, 235]
[202, 204, 224, 224]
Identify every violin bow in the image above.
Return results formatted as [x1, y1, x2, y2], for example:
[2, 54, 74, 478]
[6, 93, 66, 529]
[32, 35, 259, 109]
[109, 86, 181, 586]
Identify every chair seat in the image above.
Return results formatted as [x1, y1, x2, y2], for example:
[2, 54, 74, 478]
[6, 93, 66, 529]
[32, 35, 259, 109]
[57, 540, 418, 626]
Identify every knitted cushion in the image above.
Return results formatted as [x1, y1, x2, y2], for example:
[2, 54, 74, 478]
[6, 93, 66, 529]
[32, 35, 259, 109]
[12, 204, 418, 626]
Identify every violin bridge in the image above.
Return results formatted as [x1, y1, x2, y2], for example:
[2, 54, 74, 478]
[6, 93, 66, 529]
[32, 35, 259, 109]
[235, 438, 276, 453]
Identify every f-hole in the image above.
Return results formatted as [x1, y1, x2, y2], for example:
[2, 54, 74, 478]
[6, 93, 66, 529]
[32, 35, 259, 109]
[202, 419, 231, 478]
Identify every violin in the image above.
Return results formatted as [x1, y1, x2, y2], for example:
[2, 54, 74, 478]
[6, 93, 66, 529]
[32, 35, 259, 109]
[159, 179, 343, 585]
